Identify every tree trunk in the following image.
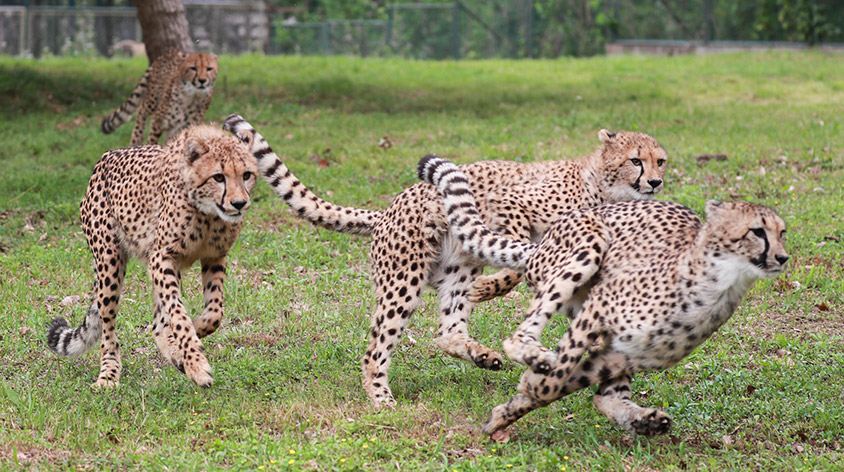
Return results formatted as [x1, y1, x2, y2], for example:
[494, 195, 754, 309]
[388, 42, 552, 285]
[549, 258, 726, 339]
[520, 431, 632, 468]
[133, 0, 192, 63]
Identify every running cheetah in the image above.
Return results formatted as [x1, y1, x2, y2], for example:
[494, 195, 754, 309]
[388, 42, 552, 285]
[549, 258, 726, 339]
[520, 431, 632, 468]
[101, 49, 217, 145]
[222, 115, 667, 408]
[419, 156, 788, 438]
[47, 124, 257, 387]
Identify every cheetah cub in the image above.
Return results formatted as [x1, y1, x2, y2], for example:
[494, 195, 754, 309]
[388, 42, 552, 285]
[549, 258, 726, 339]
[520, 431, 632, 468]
[223, 115, 668, 409]
[419, 156, 788, 438]
[101, 49, 218, 145]
[47, 124, 257, 388]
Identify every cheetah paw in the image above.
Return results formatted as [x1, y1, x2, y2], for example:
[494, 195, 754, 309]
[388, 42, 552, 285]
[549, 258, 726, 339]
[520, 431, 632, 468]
[503, 338, 555, 373]
[92, 378, 119, 389]
[629, 409, 672, 436]
[371, 394, 396, 410]
[472, 351, 504, 370]
[184, 354, 213, 388]
[467, 279, 498, 303]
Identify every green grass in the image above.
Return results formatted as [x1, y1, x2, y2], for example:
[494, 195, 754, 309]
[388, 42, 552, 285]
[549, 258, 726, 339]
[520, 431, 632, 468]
[0, 52, 842, 470]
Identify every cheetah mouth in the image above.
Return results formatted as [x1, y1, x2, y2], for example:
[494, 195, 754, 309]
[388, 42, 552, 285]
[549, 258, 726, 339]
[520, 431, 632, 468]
[215, 203, 243, 220]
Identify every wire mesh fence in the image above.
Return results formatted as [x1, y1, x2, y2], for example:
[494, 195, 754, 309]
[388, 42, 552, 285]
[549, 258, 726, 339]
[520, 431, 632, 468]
[1, 1, 843, 58]
[0, 1, 268, 57]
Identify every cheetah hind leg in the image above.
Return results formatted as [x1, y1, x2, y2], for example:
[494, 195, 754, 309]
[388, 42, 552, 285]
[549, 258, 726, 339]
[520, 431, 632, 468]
[433, 259, 503, 370]
[593, 375, 672, 436]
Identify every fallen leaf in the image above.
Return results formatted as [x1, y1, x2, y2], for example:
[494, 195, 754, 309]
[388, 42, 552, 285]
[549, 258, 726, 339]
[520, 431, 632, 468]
[61, 295, 81, 307]
[19, 326, 32, 336]
[745, 384, 756, 396]
[490, 429, 510, 443]
[378, 136, 393, 149]
[56, 115, 86, 131]
[815, 302, 830, 312]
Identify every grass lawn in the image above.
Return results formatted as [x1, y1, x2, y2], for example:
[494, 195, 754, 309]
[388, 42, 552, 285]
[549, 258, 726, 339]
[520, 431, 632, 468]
[0, 52, 842, 470]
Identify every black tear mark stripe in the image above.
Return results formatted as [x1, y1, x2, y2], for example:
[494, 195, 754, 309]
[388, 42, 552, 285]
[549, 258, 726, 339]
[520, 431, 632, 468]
[632, 161, 644, 191]
[220, 115, 380, 235]
[750, 230, 770, 269]
[416, 155, 536, 270]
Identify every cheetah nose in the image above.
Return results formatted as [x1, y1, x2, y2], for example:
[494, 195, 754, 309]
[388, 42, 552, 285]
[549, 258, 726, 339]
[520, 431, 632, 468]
[775, 254, 789, 265]
[198, 78, 207, 84]
[648, 179, 663, 188]
[231, 200, 247, 211]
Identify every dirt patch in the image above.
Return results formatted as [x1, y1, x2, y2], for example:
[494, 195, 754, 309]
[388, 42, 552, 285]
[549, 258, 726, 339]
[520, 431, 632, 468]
[0, 443, 72, 466]
[742, 304, 843, 341]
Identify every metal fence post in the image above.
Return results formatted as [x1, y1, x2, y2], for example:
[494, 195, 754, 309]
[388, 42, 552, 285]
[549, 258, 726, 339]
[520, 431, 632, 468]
[385, 5, 393, 50]
[319, 21, 330, 54]
[451, 1, 461, 59]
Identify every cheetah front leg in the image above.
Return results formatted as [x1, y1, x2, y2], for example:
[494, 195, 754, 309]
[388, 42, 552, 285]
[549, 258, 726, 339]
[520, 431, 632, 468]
[151, 297, 181, 368]
[149, 252, 213, 387]
[503, 217, 609, 374]
[194, 258, 226, 338]
[594, 375, 672, 436]
[130, 97, 156, 146]
[483, 351, 629, 437]
[148, 115, 165, 145]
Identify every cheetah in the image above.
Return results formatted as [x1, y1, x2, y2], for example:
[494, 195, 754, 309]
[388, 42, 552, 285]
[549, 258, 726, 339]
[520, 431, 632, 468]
[222, 115, 667, 408]
[101, 49, 218, 146]
[47, 124, 257, 388]
[418, 155, 788, 438]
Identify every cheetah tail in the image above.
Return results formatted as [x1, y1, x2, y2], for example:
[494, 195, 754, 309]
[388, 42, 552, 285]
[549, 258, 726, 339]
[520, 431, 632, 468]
[100, 68, 150, 134]
[223, 114, 381, 235]
[46, 301, 101, 357]
[417, 155, 537, 270]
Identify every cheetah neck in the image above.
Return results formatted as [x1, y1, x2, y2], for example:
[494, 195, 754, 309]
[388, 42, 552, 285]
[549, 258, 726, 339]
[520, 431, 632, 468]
[579, 152, 613, 203]
[679, 231, 760, 334]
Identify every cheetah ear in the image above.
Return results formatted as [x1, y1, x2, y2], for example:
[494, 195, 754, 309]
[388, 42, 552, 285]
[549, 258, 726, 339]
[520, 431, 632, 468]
[704, 200, 725, 217]
[186, 137, 209, 165]
[598, 129, 617, 143]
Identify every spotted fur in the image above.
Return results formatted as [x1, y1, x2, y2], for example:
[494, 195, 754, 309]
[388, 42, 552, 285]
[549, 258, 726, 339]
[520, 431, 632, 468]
[101, 50, 218, 145]
[419, 156, 788, 438]
[47, 124, 257, 388]
[225, 116, 668, 408]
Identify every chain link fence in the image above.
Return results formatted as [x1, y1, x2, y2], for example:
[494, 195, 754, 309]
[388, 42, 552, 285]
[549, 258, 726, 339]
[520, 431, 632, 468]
[0, 1, 268, 57]
[1, 1, 843, 58]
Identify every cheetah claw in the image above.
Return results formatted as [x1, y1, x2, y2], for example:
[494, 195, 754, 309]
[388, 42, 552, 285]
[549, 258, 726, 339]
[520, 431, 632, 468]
[630, 409, 672, 436]
[472, 352, 504, 371]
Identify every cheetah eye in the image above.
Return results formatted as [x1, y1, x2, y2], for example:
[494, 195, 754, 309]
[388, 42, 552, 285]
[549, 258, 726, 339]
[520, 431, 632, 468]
[212, 174, 225, 183]
[750, 228, 766, 239]
[243, 171, 253, 181]
[657, 159, 666, 166]
[189, 66, 197, 71]
[780, 229, 787, 239]
[206, 67, 214, 71]
[630, 158, 642, 166]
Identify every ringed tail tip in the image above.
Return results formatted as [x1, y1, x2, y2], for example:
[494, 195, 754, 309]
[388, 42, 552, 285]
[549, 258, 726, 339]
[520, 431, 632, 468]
[222, 114, 246, 132]
[417, 154, 448, 185]
[46, 317, 69, 352]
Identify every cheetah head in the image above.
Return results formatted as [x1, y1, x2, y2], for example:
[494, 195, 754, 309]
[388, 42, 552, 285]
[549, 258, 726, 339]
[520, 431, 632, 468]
[597, 129, 667, 201]
[178, 125, 258, 224]
[181, 52, 218, 93]
[704, 200, 789, 278]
